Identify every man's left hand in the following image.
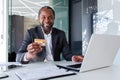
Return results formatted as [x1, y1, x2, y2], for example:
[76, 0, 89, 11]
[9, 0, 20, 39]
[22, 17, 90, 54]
[72, 55, 83, 62]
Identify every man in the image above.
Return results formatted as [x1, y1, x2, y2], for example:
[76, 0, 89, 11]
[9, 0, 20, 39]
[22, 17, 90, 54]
[16, 6, 83, 64]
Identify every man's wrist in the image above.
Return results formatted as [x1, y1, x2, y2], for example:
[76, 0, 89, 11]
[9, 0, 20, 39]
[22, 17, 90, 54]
[23, 52, 30, 61]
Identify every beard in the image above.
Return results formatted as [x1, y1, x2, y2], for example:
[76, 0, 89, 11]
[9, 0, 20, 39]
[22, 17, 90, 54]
[41, 23, 53, 33]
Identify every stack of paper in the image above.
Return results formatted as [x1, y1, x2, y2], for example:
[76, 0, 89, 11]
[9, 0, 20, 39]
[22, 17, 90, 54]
[15, 65, 76, 80]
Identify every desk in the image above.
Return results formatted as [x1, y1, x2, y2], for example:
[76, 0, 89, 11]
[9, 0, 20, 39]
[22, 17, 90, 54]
[2, 61, 120, 80]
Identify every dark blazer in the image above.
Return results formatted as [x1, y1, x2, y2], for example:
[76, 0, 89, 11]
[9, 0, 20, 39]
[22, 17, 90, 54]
[16, 25, 72, 63]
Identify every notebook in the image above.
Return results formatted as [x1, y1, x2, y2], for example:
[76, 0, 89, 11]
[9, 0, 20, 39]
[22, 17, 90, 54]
[60, 34, 120, 72]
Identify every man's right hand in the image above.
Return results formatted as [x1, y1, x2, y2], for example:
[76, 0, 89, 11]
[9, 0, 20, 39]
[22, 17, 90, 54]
[26, 42, 42, 60]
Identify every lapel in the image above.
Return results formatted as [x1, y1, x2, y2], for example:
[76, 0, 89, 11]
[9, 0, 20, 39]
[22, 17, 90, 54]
[52, 28, 58, 56]
[36, 25, 44, 39]
[36, 26, 46, 59]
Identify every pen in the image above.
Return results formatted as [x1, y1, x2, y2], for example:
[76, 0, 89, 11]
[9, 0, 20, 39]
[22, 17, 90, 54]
[0, 74, 9, 79]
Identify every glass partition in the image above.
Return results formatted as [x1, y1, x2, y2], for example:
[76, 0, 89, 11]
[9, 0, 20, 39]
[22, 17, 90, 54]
[8, 0, 69, 61]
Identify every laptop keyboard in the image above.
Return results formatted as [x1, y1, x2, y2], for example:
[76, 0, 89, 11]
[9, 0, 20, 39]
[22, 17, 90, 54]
[67, 63, 81, 68]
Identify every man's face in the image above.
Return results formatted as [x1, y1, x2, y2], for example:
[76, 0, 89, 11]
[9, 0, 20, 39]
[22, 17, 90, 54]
[38, 8, 54, 33]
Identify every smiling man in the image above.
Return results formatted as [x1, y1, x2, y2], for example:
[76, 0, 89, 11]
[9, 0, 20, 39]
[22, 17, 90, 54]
[16, 6, 83, 64]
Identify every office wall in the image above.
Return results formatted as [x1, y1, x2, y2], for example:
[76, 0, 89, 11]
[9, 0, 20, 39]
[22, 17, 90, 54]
[70, 0, 82, 41]
[69, 0, 82, 55]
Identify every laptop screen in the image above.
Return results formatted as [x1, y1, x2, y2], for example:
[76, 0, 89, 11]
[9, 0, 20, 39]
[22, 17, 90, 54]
[80, 34, 120, 72]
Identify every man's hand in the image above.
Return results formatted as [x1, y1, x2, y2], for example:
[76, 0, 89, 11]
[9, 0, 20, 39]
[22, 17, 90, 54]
[72, 55, 83, 62]
[26, 42, 42, 60]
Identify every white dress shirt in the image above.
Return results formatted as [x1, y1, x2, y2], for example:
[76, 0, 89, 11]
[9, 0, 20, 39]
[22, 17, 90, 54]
[41, 28, 53, 61]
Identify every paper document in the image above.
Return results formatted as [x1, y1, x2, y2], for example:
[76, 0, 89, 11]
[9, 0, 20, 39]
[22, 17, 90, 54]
[15, 65, 76, 80]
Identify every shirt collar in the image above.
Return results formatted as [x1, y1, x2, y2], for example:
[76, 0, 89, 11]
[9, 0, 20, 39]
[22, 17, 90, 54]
[41, 26, 52, 36]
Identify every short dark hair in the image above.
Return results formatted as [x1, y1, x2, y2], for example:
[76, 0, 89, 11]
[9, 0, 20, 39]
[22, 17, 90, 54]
[38, 6, 55, 18]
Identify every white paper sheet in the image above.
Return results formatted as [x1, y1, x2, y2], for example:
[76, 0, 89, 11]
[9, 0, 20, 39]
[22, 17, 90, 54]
[15, 65, 75, 80]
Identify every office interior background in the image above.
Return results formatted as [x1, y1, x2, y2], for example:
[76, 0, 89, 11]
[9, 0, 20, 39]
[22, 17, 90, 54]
[0, 0, 120, 63]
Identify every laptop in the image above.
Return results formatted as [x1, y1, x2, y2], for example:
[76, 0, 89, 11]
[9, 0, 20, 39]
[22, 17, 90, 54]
[57, 34, 120, 72]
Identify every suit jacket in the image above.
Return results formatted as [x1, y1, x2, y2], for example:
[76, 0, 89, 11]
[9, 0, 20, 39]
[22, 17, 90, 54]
[16, 25, 72, 63]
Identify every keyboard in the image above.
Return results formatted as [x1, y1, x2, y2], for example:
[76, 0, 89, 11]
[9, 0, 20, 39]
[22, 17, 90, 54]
[67, 63, 81, 68]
